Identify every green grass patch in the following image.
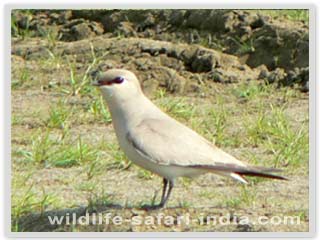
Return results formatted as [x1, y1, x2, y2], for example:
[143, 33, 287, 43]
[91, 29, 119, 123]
[11, 10, 33, 39]
[16, 129, 100, 168]
[11, 66, 31, 89]
[224, 185, 257, 208]
[11, 174, 57, 231]
[157, 96, 196, 121]
[46, 100, 73, 129]
[251, 9, 309, 22]
[104, 142, 130, 170]
[246, 104, 308, 168]
[87, 95, 112, 124]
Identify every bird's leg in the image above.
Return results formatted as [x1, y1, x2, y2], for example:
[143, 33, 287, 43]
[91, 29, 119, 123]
[142, 179, 173, 210]
[160, 178, 168, 204]
[159, 180, 174, 208]
[141, 178, 169, 210]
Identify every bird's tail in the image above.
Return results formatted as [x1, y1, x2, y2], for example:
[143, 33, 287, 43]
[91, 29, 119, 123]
[187, 164, 288, 183]
[233, 165, 288, 180]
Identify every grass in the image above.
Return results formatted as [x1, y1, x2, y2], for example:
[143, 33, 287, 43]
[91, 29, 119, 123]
[19, 129, 53, 165]
[61, 58, 90, 96]
[61, 43, 108, 96]
[87, 95, 112, 124]
[201, 103, 228, 146]
[228, 36, 256, 55]
[225, 197, 242, 208]
[11, 10, 33, 40]
[42, 48, 64, 70]
[85, 158, 105, 181]
[51, 136, 99, 167]
[15, 128, 100, 168]
[137, 168, 154, 180]
[104, 142, 130, 170]
[11, 174, 58, 231]
[245, 103, 308, 168]
[224, 185, 257, 208]
[157, 96, 196, 121]
[46, 100, 73, 129]
[11, 66, 31, 89]
[252, 9, 309, 22]
[232, 81, 271, 100]
[86, 190, 113, 211]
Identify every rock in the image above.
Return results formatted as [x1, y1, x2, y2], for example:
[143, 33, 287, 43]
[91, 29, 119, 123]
[257, 65, 270, 79]
[59, 19, 104, 41]
[94, 60, 119, 73]
[237, 65, 246, 71]
[200, 10, 234, 32]
[250, 14, 269, 29]
[148, 66, 186, 93]
[239, 25, 252, 35]
[137, 13, 156, 30]
[246, 22, 309, 70]
[58, 10, 73, 24]
[101, 11, 126, 32]
[179, 47, 198, 65]
[207, 69, 238, 84]
[209, 71, 224, 83]
[191, 53, 216, 73]
[281, 67, 309, 89]
[168, 10, 186, 26]
[14, 12, 33, 29]
[257, 66, 309, 91]
[49, 13, 60, 23]
[160, 55, 184, 71]
[116, 21, 137, 37]
[258, 69, 269, 79]
[180, 47, 219, 73]
[184, 10, 211, 29]
[141, 29, 155, 38]
[266, 68, 286, 84]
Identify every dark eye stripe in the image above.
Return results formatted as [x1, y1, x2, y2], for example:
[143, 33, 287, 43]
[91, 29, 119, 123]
[97, 80, 112, 86]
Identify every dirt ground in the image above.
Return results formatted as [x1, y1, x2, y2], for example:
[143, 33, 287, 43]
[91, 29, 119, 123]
[11, 9, 309, 232]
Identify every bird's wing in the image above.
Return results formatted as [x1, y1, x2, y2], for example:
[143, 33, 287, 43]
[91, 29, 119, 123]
[126, 118, 246, 167]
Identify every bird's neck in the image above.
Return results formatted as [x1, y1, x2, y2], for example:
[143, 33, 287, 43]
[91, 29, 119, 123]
[105, 93, 156, 128]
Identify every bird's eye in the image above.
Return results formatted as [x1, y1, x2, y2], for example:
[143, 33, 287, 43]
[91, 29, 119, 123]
[112, 76, 125, 84]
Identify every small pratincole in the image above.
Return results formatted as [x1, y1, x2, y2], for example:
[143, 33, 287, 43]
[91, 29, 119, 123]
[93, 69, 287, 208]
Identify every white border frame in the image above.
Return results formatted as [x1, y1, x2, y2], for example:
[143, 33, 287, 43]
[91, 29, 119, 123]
[3, 3, 316, 238]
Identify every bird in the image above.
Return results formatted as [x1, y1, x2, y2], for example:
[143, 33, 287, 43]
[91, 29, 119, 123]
[92, 69, 287, 209]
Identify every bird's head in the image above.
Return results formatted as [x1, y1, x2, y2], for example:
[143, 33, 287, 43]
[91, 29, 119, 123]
[92, 69, 142, 102]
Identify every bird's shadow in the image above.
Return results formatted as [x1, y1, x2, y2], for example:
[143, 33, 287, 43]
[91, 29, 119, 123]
[12, 199, 255, 232]
[12, 201, 172, 232]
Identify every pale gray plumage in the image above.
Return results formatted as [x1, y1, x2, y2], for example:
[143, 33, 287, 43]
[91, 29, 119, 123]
[126, 118, 244, 167]
[93, 68, 286, 208]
